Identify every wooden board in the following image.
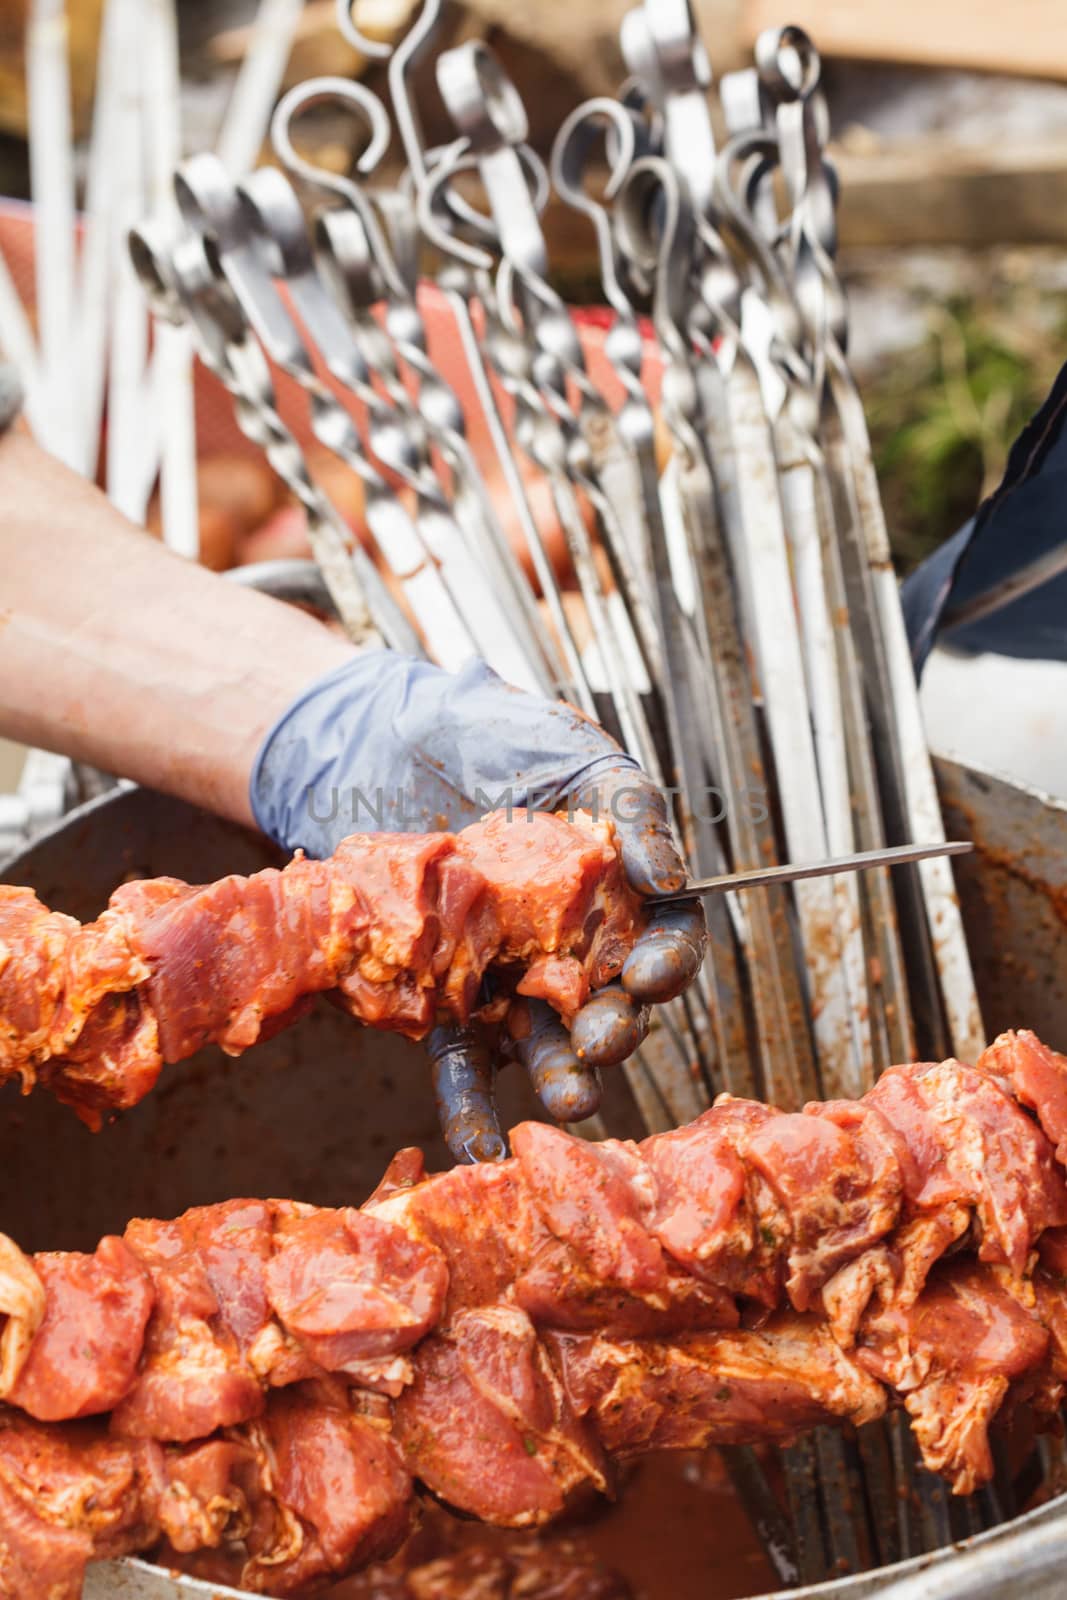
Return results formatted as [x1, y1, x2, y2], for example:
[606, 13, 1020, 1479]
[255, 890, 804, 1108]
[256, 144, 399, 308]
[834, 138, 1067, 248]
[208, 0, 368, 86]
[541, 138, 1067, 264]
[0, 0, 105, 139]
[742, 0, 1067, 81]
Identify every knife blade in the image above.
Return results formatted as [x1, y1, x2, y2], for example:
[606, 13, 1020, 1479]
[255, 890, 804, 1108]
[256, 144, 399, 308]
[649, 840, 974, 903]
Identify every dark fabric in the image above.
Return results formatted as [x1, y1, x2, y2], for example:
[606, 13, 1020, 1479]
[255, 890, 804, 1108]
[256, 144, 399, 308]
[901, 361, 1067, 675]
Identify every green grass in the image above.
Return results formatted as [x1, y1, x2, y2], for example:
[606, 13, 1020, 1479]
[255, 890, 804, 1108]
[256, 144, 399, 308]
[865, 290, 1067, 574]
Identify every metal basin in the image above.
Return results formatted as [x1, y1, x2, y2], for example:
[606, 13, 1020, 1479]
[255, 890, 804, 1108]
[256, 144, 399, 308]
[3, 768, 1067, 1600]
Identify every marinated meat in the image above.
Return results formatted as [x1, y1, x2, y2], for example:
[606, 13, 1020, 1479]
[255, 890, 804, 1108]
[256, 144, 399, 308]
[0, 809, 645, 1127]
[3, 1030, 1067, 1596]
[0, 1383, 414, 1600]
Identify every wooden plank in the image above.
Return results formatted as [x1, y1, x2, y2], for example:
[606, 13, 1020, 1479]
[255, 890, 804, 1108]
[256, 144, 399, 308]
[742, 0, 1067, 81]
[537, 138, 1067, 267]
[0, 0, 105, 139]
[834, 138, 1067, 249]
[209, 0, 381, 84]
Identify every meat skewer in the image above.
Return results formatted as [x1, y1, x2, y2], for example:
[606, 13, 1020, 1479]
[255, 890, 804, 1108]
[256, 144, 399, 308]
[0, 797, 963, 1136]
[4, 1029, 1067, 1598]
[0, 809, 644, 1129]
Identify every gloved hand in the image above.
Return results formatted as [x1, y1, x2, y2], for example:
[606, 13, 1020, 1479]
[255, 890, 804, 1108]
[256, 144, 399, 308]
[251, 651, 706, 1162]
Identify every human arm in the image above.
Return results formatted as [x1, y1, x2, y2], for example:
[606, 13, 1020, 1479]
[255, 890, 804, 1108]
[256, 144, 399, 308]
[0, 431, 704, 1156]
[0, 429, 353, 823]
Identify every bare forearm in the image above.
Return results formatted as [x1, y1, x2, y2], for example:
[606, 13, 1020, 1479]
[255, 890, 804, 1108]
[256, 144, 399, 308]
[0, 432, 355, 828]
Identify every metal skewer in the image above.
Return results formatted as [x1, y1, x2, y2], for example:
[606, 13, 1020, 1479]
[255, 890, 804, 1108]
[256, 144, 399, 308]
[427, 55, 667, 778]
[751, 29, 985, 1065]
[128, 216, 406, 651]
[551, 106, 766, 1107]
[418, 153, 662, 774]
[438, 47, 667, 704]
[714, 29, 989, 1557]
[171, 151, 486, 672]
[328, 3, 599, 712]
[268, 79, 561, 694]
[608, 151, 807, 1108]
[621, 1, 865, 1108]
[650, 839, 973, 902]
[712, 129, 905, 1081]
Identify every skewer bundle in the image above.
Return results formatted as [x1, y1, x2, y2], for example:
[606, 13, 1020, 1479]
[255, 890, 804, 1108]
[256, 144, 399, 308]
[121, 3, 997, 1577]
[126, 11, 975, 1156]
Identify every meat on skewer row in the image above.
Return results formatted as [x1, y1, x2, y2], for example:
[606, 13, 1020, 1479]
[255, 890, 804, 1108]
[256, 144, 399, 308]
[0, 809, 645, 1128]
[3, 1030, 1067, 1599]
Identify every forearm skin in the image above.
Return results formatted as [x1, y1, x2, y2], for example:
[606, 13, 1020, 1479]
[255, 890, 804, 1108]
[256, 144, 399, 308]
[0, 432, 353, 828]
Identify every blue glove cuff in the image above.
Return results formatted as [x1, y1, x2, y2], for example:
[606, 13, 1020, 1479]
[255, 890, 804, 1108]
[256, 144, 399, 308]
[250, 651, 639, 858]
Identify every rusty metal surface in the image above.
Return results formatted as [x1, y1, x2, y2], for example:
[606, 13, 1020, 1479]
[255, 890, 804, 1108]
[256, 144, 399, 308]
[3, 774, 1067, 1599]
[934, 754, 1067, 1050]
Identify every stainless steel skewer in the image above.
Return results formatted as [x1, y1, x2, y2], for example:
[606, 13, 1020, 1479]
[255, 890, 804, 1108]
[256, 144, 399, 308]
[622, 1, 866, 1105]
[207, 159, 542, 692]
[318, 11, 601, 715]
[715, 27, 988, 1556]
[430, 49, 668, 778]
[608, 149, 811, 1110]
[128, 216, 412, 653]
[418, 152, 663, 776]
[171, 152, 479, 670]
[650, 839, 973, 902]
[267, 80, 562, 697]
[751, 30, 985, 1065]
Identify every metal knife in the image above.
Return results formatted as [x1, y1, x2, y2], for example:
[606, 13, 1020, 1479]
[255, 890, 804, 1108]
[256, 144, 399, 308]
[649, 840, 974, 903]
